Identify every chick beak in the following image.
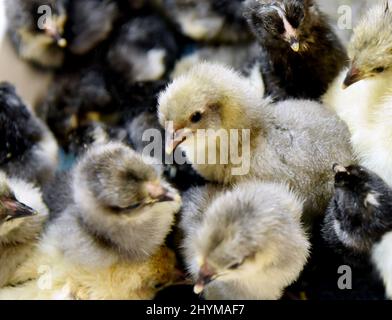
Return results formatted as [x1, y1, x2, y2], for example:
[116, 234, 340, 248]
[289, 37, 300, 52]
[165, 128, 193, 155]
[43, 17, 67, 48]
[145, 182, 176, 203]
[4, 198, 38, 220]
[343, 66, 362, 89]
[193, 263, 216, 295]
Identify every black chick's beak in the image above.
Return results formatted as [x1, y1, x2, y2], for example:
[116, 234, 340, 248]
[343, 66, 363, 89]
[193, 263, 216, 295]
[4, 198, 37, 221]
[289, 37, 300, 52]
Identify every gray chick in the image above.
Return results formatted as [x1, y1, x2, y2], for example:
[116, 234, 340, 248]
[0, 171, 49, 287]
[5, 0, 68, 68]
[0, 82, 58, 186]
[158, 62, 354, 219]
[49, 141, 182, 265]
[181, 181, 310, 300]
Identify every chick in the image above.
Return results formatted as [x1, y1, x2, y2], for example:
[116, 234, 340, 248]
[323, 1, 392, 186]
[153, 0, 252, 43]
[0, 142, 182, 299]
[158, 63, 354, 217]
[322, 164, 392, 299]
[50, 142, 181, 262]
[37, 66, 114, 150]
[181, 181, 310, 300]
[0, 82, 58, 186]
[244, 0, 347, 100]
[107, 14, 178, 84]
[5, 0, 68, 68]
[66, 0, 119, 55]
[0, 172, 49, 287]
[171, 43, 260, 78]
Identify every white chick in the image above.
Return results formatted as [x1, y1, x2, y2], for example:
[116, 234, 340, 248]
[323, 1, 392, 186]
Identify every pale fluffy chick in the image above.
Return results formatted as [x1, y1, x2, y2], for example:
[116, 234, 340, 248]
[158, 62, 354, 217]
[0, 142, 182, 299]
[181, 181, 310, 300]
[0, 172, 49, 288]
[323, 1, 392, 186]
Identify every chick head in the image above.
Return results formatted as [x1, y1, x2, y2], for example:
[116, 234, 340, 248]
[328, 164, 392, 252]
[244, 0, 315, 53]
[0, 172, 38, 241]
[28, 0, 68, 48]
[158, 62, 264, 154]
[190, 181, 308, 294]
[74, 142, 178, 214]
[345, 1, 392, 88]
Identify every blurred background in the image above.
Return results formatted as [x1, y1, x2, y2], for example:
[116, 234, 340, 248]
[0, 0, 382, 108]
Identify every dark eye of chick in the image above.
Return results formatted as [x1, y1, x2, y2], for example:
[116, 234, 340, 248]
[228, 262, 242, 270]
[190, 111, 202, 123]
[373, 67, 386, 73]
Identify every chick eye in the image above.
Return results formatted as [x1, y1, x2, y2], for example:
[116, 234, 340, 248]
[228, 262, 242, 270]
[373, 67, 385, 73]
[154, 282, 165, 290]
[190, 111, 202, 123]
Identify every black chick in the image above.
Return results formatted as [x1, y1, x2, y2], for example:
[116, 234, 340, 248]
[37, 65, 114, 150]
[323, 164, 392, 299]
[244, 0, 347, 101]
[0, 83, 58, 186]
[65, 0, 119, 55]
[106, 14, 178, 85]
[5, 0, 68, 68]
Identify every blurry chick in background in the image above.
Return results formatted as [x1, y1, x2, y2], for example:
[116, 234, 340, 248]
[5, 0, 68, 68]
[153, 0, 253, 43]
[107, 14, 178, 84]
[66, 0, 119, 55]
[0, 83, 58, 186]
[37, 65, 113, 151]
[181, 181, 310, 300]
[244, 0, 347, 100]
[0, 172, 48, 288]
[323, 1, 392, 186]
[323, 164, 392, 299]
